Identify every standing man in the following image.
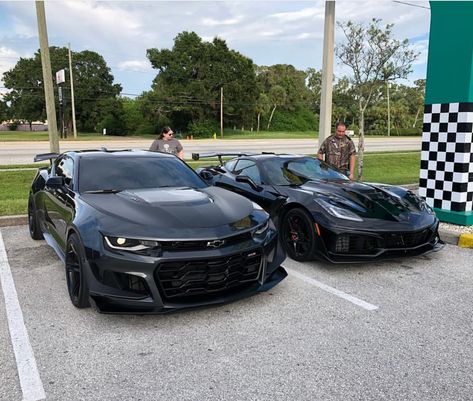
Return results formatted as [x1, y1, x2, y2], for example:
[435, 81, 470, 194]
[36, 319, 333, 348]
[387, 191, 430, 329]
[149, 126, 184, 160]
[317, 121, 356, 180]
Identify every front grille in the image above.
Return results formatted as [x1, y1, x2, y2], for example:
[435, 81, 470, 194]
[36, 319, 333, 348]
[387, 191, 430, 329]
[383, 228, 433, 248]
[155, 249, 262, 300]
[331, 228, 434, 255]
[159, 231, 253, 252]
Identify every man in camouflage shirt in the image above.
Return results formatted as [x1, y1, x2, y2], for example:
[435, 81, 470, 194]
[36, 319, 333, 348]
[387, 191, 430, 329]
[317, 122, 356, 180]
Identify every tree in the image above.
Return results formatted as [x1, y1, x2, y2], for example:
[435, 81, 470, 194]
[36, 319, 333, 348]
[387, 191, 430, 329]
[146, 32, 258, 135]
[254, 93, 270, 133]
[3, 47, 122, 134]
[335, 19, 418, 179]
[0, 99, 9, 122]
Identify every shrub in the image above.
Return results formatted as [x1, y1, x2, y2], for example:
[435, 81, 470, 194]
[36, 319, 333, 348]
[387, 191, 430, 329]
[8, 121, 19, 131]
[96, 115, 126, 136]
[262, 108, 317, 131]
[187, 119, 219, 138]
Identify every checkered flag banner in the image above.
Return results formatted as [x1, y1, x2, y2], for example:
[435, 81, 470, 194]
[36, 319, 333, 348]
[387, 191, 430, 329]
[419, 102, 473, 212]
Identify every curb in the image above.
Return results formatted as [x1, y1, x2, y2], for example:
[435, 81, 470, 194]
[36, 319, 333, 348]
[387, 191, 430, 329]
[0, 214, 470, 249]
[458, 233, 473, 248]
[0, 215, 28, 227]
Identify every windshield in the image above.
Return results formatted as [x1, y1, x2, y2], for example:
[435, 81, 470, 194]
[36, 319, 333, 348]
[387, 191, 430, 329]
[262, 157, 348, 186]
[79, 156, 207, 193]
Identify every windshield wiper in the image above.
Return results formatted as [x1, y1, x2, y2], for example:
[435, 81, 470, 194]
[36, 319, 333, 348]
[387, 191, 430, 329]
[83, 189, 123, 194]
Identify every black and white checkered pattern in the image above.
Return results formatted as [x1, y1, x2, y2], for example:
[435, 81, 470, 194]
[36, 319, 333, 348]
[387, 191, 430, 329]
[419, 102, 473, 212]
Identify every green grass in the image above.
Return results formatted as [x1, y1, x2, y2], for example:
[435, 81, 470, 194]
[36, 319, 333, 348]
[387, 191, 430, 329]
[0, 131, 151, 142]
[0, 152, 421, 217]
[0, 170, 36, 216]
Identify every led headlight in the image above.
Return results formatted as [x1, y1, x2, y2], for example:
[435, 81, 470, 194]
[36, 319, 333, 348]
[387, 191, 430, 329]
[253, 220, 270, 239]
[316, 198, 363, 222]
[104, 235, 160, 252]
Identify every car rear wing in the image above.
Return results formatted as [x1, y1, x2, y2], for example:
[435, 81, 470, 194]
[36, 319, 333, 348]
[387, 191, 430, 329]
[192, 151, 256, 165]
[34, 152, 59, 163]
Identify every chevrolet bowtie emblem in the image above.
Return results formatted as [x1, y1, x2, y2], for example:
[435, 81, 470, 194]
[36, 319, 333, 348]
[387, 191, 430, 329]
[206, 239, 225, 248]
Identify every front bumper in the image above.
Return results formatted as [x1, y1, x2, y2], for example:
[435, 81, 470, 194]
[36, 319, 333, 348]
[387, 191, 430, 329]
[83, 231, 286, 314]
[314, 221, 444, 263]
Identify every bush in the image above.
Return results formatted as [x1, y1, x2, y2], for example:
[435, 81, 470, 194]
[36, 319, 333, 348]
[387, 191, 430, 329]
[262, 108, 317, 131]
[96, 115, 126, 136]
[8, 121, 19, 131]
[187, 119, 219, 138]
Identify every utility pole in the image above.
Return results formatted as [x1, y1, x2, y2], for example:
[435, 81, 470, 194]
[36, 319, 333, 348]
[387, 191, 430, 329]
[318, 0, 335, 148]
[68, 43, 78, 138]
[387, 81, 391, 136]
[35, 0, 59, 154]
[220, 86, 224, 139]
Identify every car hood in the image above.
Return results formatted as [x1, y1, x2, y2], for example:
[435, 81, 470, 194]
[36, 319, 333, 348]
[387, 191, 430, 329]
[80, 186, 259, 238]
[280, 180, 432, 222]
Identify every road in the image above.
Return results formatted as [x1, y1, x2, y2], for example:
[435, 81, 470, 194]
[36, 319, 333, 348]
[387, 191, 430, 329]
[0, 137, 421, 165]
[1, 224, 472, 401]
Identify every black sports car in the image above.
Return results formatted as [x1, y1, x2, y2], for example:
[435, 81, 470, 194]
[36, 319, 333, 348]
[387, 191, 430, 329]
[193, 152, 443, 263]
[28, 150, 286, 313]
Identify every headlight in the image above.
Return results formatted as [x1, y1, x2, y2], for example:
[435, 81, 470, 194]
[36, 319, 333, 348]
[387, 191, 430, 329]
[417, 198, 435, 215]
[104, 235, 160, 252]
[253, 220, 270, 239]
[316, 198, 363, 222]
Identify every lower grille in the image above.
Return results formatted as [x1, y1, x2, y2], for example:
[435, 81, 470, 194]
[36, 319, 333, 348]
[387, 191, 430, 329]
[332, 228, 434, 254]
[383, 228, 433, 248]
[155, 249, 262, 300]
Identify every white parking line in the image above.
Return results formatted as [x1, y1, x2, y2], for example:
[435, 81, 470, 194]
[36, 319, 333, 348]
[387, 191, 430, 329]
[286, 268, 379, 311]
[0, 231, 46, 401]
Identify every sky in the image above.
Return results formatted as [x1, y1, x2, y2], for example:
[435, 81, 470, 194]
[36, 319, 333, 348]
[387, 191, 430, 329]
[0, 0, 431, 98]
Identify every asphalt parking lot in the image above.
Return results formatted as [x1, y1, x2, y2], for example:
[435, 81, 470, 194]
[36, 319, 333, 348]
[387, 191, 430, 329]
[1, 225, 472, 401]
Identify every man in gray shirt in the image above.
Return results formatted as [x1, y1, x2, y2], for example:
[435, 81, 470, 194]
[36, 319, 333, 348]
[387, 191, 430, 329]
[149, 126, 184, 159]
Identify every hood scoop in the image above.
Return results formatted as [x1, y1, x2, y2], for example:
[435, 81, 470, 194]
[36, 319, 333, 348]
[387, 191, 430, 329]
[121, 188, 212, 206]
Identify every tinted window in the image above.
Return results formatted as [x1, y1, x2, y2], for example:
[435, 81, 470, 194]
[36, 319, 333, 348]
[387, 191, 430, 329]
[262, 157, 348, 186]
[79, 156, 207, 193]
[55, 156, 74, 187]
[234, 159, 261, 184]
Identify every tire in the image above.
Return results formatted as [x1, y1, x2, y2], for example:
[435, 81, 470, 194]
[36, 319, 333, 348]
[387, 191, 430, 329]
[65, 234, 90, 308]
[280, 208, 317, 262]
[28, 195, 44, 240]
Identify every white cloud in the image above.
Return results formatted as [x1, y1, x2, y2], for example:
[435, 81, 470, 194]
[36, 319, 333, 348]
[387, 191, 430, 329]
[117, 60, 152, 72]
[0, 47, 21, 92]
[201, 16, 242, 26]
[269, 7, 323, 23]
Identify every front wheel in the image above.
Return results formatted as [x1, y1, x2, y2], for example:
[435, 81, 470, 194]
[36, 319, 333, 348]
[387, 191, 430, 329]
[28, 195, 43, 240]
[280, 208, 317, 262]
[65, 234, 90, 308]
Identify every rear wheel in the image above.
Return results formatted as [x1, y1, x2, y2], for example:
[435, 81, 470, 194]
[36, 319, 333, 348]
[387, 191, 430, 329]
[65, 234, 90, 308]
[280, 208, 317, 261]
[28, 195, 43, 240]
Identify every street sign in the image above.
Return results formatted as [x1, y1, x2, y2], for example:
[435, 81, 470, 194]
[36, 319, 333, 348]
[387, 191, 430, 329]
[55, 69, 65, 84]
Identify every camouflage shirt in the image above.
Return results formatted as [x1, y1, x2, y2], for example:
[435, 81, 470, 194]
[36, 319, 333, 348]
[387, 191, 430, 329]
[318, 134, 356, 171]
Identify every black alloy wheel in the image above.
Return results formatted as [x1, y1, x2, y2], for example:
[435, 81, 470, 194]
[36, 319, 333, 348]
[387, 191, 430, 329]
[281, 208, 317, 261]
[65, 234, 90, 308]
[28, 195, 43, 240]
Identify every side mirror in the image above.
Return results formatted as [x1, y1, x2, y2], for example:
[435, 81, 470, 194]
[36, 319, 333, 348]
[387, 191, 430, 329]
[199, 170, 214, 181]
[236, 175, 263, 192]
[46, 176, 65, 189]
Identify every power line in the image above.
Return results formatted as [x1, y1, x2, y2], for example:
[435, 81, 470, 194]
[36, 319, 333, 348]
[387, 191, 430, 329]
[392, 1, 430, 10]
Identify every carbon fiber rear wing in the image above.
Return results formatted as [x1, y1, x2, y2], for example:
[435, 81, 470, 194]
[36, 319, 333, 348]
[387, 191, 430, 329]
[34, 153, 59, 163]
[192, 151, 256, 165]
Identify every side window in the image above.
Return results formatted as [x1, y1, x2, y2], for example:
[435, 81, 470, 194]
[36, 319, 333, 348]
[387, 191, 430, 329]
[234, 159, 262, 184]
[55, 156, 74, 188]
